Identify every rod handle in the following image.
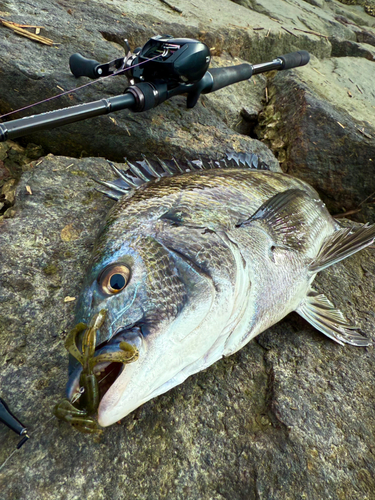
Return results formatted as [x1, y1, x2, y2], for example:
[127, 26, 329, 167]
[278, 50, 310, 70]
[69, 53, 101, 79]
[207, 64, 253, 93]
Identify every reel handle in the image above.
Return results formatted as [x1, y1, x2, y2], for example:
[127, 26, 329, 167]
[69, 53, 101, 79]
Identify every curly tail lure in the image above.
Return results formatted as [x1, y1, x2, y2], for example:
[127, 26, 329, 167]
[54, 310, 139, 433]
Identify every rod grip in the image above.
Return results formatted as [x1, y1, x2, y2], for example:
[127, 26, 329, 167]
[207, 64, 253, 93]
[69, 53, 101, 79]
[278, 50, 310, 70]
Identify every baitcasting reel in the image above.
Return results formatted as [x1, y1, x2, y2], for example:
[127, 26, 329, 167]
[69, 35, 211, 86]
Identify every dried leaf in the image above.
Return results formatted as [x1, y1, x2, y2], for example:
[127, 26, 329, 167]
[60, 223, 80, 242]
[25, 185, 32, 195]
[64, 296, 76, 303]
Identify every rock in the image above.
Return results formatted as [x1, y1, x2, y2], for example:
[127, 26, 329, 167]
[330, 37, 375, 58]
[0, 160, 10, 183]
[1, 0, 375, 499]
[256, 56, 375, 222]
[0, 141, 44, 218]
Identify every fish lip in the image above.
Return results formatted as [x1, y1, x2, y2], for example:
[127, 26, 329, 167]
[65, 324, 143, 401]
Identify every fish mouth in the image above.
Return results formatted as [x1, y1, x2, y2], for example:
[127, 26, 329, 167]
[66, 325, 143, 407]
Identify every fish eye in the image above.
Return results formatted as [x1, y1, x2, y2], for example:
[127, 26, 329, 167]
[99, 264, 130, 295]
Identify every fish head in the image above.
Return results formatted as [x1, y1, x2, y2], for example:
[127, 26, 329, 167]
[66, 229, 215, 427]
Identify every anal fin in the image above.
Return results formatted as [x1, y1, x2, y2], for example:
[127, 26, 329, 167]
[296, 289, 373, 346]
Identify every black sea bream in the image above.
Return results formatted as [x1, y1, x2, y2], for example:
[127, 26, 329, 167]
[55, 153, 375, 432]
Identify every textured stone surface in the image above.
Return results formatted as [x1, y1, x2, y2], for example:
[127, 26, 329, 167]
[256, 56, 375, 223]
[1, 0, 375, 499]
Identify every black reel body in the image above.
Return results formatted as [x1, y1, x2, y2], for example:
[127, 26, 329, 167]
[132, 35, 211, 84]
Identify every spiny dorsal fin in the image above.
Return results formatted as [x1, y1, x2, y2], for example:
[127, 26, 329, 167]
[94, 151, 271, 200]
[126, 158, 152, 182]
[109, 161, 140, 188]
[296, 288, 372, 346]
[93, 178, 129, 198]
[309, 223, 375, 273]
[236, 189, 311, 250]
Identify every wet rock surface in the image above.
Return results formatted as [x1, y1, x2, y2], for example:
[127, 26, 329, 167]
[0, 0, 375, 499]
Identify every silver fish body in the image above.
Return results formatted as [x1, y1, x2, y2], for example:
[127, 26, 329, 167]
[65, 155, 375, 428]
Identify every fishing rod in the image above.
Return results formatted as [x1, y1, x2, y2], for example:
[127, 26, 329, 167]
[0, 397, 29, 448]
[0, 35, 310, 142]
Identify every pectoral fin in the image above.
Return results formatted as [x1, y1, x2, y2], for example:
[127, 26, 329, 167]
[297, 289, 372, 346]
[237, 189, 312, 250]
[309, 223, 375, 273]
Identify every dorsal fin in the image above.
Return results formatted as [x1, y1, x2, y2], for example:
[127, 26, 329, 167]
[93, 151, 271, 200]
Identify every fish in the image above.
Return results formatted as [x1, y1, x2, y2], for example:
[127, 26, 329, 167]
[55, 152, 375, 432]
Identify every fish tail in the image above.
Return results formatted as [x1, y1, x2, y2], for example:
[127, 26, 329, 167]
[309, 223, 375, 274]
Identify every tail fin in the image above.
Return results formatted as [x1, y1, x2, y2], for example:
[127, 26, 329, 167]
[309, 223, 375, 274]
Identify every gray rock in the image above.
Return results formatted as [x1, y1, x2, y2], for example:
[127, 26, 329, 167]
[330, 37, 375, 58]
[1, 0, 375, 499]
[256, 55, 375, 222]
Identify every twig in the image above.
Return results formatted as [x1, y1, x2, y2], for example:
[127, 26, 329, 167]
[158, 0, 182, 13]
[333, 189, 375, 219]
[357, 128, 372, 139]
[281, 26, 298, 38]
[358, 190, 375, 207]
[294, 28, 328, 39]
[0, 18, 54, 45]
[334, 209, 362, 218]
[312, 67, 324, 76]
[229, 23, 248, 29]
[4, 20, 44, 29]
